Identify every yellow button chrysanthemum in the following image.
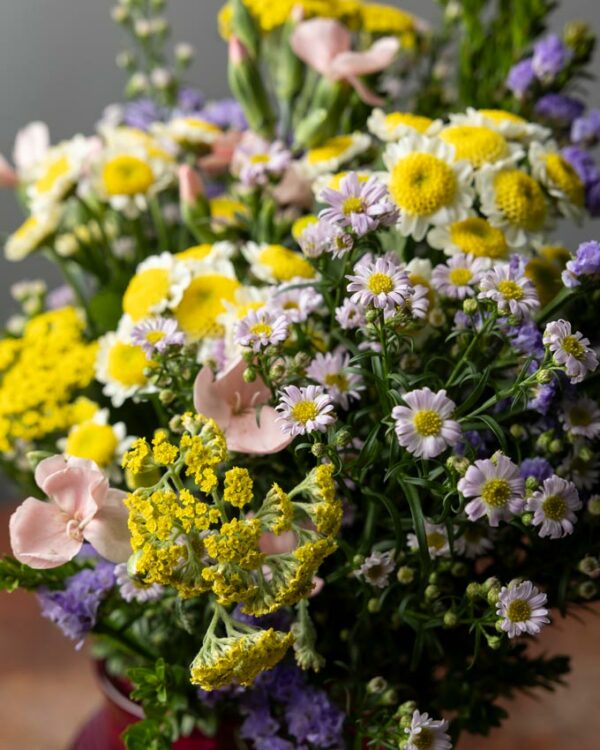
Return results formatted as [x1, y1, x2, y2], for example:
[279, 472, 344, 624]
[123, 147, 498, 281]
[439, 125, 509, 167]
[493, 170, 547, 231]
[449, 217, 508, 259]
[175, 275, 240, 339]
[34, 155, 72, 195]
[107, 341, 150, 387]
[257, 245, 315, 282]
[385, 113, 434, 135]
[123, 268, 171, 321]
[102, 155, 155, 196]
[543, 153, 585, 206]
[66, 422, 118, 466]
[389, 153, 457, 216]
[306, 136, 356, 165]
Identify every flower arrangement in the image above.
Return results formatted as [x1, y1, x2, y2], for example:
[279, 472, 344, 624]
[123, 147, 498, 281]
[1, 1, 600, 749]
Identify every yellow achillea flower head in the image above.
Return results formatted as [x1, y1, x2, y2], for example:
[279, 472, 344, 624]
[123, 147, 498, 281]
[152, 431, 179, 466]
[257, 483, 295, 535]
[204, 517, 264, 570]
[223, 467, 254, 508]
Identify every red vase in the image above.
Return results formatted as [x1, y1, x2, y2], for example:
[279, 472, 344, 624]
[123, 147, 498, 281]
[70, 662, 236, 750]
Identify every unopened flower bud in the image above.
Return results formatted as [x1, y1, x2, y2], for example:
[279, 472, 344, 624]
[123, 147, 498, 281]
[116, 51, 135, 69]
[578, 556, 600, 578]
[462, 298, 478, 315]
[578, 581, 597, 600]
[126, 72, 148, 97]
[397, 566, 415, 584]
[243, 367, 257, 383]
[111, 6, 130, 24]
[311, 442, 328, 458]
[335, 428, 352, 447]
[398, 700, 417, 720]
[340, 628, 350, 641]
[367, 676, 388, 694]
[175, 42, 195, 64]
[509, 424, 525, 439]
[151, 68, 172, 89]
[159, 389, 175, 405]
[486, 635, 502, 650]
[425, 584, 440, 601]
[443, 610, 459, 629]
[381, 688, 398, 706]
[367, 597, 381, 613]
[365, 308, 379, 324]
[466, 582, 481, 599]
[588, 496, 600, 516]
[451, 562, 467, 577]
[535, 368, 553, 384]
[525, 476, 538, 492]
[521, 512, 533, 525]
[428, 307, 446, 327]
[548, 439, 562, 454]
[577, 445, 594, 463]
[269, 363, 287, 381]
[446, 455, 469, 476]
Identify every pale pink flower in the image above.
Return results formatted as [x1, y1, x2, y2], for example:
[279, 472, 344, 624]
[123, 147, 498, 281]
[9, 455, 130, 569]
[392, 388, 461, 459]
[13, 121, 50, 174]
[497, 581, 549, 638]
[178, 164, 205, 206]
[194, 357, 292, 455]
[543, 319, 598, 384]
[198, 131, 244, 175]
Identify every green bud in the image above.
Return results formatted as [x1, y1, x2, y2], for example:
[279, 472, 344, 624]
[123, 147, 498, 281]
[268, 363, 286, 382]
[578, 581, 597, 600]
[536, 430, 554, 451]
[428, 572, 439, 585]
[525, 476, 538, 492]
[482, 576, 500, 592]
[443, 611, 459, 628]
[466, 582, 481, 599]
[381, 688, 398, 706]
[549, 439, 563, 454]
[578, 556, 600, 577]
[588, 496, 600, 516]
[577, 445, 594, 463]
[564, 20, 595, 62]
[365, 308, 380, 324]
[293, 351, 312, 370]
[509, 424, 525, 439]
[451, 562, 468, 577]
[397, 566, 415, 584]
[367, 597, 381, 613]
[352, 554, 364, 566]
[367, 676, 388, 694]
[446, 455, 470, 476]
[462, 298, 478, 315]
[26, 450, 53, 471]
[335, 428, 352, 448]
[231, 0, 260, 58]
[340, 628, 350, 641]
[486, 635, 502, 650]
[535, 368, 553, 384]
[158, 389, 175, 405]
[228, 37, 275, 138]
[398, 700, 417, 721]
[487, 588, 500, 605]
[425, 584, 440, 601]
[311, 442, 328, 458]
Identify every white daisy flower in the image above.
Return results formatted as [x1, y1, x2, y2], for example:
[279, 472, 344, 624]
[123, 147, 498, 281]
[392, 388, 461, 459]
[454, 523, 494, 559]
[367, 109, 442, 142]
[152, 116, 222, 149]
[306, 348, 364, 409]
[458, 454, 525, 526]
[497, 581, 550, 638]
[311, 169, 377, 202]
[449, 107, 551, 142]
[405, 710, 452, 750]
[477, 262, 539, 318]
[354, 549, 395, 588]
[234, 308, 289, 352]
[560, 396, 600, 439]
[543, 319, 598, 384]
[526, 475, 582, 539]
[438, 124, 524, 169]
[27, 135, 92, 208]
[529, 141, 585, 220]
[384, 134, 474, 241]
[243, 242, 316, 284]
[268, 285, 323, 324]
[299, 133, 371, 179]
[560, 450, 600, 492]
[407, 521, 451, 558]
[276, 385, 336, 436]
[122, 252, 192, 322]
[431, 253, 490, 299]
[428, 217, 509, 260]
[5, 206, 62, 261]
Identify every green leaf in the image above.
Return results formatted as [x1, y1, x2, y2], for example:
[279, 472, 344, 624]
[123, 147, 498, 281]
[88, 288, 123, 333]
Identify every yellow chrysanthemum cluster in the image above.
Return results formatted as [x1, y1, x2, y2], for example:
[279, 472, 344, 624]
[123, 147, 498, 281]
[0, 308, 97, 452]
[218, 0, 361, 36]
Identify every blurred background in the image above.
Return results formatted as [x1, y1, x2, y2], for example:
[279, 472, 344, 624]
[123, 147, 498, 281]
[0, 1, 599, 748]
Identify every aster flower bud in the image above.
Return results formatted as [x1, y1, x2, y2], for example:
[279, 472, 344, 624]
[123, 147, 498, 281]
[334, 428, 352, 448]
[521, 512, 533, 526]
[116, 51, 135, 69]
[486, 635, 502, 650]
[509, 424, 526, 439]
[446, 455, 469, 476]
[549, 439, 562, 454]
[578, 581, 597, 600]
[577, 445, 594, 463]
[425, 584, 440, 601]
[466, 582, 481, 599]
[578, 556, 600, 578]
[451, 562, 468, 577]
[588, 496, 600, 516]
[397, 566, 415, 584]
[126, 72, 148, 97]
[367, 676, 388, 694]
[443, 611, 459, 628]
[525, 476, 538, 492]
[243, 367, 257, 383]
[381, 688, 398, 706]
[158, 389, 175, 405]
[367, 598, 381, 613]
[462, 298, 478, 315]
[175, 42, 195, 65]
[311, 442, 328, 458]
[151, 68, 173, 90]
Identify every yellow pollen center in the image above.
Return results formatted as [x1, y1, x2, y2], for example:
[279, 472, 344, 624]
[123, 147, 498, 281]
[66, 422, 118, 467]
[542, 495, 567, 521]
[568, 405, 591, 427]
[306, 136, 354, 165]
[123, 267, 171, 321]
[385, 113, 433, 134]
[35, 155, 72, 194]
[497, 279, 524, 300]
[493, 170, 547, 231]
[481, 478, 511, 508]
[544, 154, 584, 206]
[324, 373, 349, 391]
[413, 409, 442, 436]
[175, 275, 240, 340]
[342, 196, 364, 214]
[249, 322, 273, 338]
[367, 272, 394, 294]
[448, 267, 473, 286]
[250, 154, 270, 164]
[561, 335, 585, 359]
[291, 400, 318, 424]
[506, 598, 532, 623]
[258, 245, 315, 282]
[389, 153, 457, 216]
[426, 531, 446, 550]
[412, 728, 434, 750]
[102, 155, 154, 196]
[107, 342, 151, 387]
[449, 217, 508, 258]
[176, 244, 213, 261]
[145, 331, 166, 345]
[440, 125, 508, 167]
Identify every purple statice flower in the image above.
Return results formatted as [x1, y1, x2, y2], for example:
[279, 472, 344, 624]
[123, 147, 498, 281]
[346, 257, 413, 310]
[320, 173, 399, 237]
[200, 98, 247, 130]
[456, 429, 491, 458]
[532, 34, 572, 81]
[562, 146, 600, 186]
[520, 457, 553, 483]
[497, 581, 550, 638]
[561, 240, 600, 287]
[535, 93, 585, 126]
[298, 219, 353, 259]
[37, 561, 115, 648]
[505, 318, 545, 360]
[122, 98, 168, 130]
[131, 317, 186, 359]
[235, 308, 289, 352]
[506, 58, 536, 97]
[571, 108, 600, 145]
[276, 385, 336, 436]
[233, 133, 291, 187]
[285, 687, 345, 748]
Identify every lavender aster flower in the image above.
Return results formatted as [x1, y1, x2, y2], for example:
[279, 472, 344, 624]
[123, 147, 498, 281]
[306, 349, 363, 409]
[347, 257, 413, 310]
[37, 561, 115, 648]
[408, 521, 450, 558]
[562, 240, 600, 287]
[320, 173, 399, 236]
[175, 87, 205, 115]
[532, 34, 572, 81]
[506, 58, 536, 96]
[560, 396, 600, 438]
[392, 388, 461, 459]
[405, 710, 452, 750]
[458, 454, 525, 526]
[122, 98, 167, 130]
[543, 319, 598, 383]
[535, 93, 584, 126]
[571, 108, 600, 145]
[114, 563, 163, 603]
[585, 177, 600, 216]
[199, 98, 247, 130]
[526, 475, 582, 539]
[478, 263, 539, 318]
[268, 285, 323, 323]
[497, 581, 550, 638]
[235, 308, 289, 352]
[528, 378, 559, 415]
[233, 134, 291, 188]
[520, 457, 553, 483]
[131, 317, 186, 358]
[276, 385, 336, 436]
[431, 253, 488, 299]
[298, 219, 353, 259]
[335, 298, 366, 330]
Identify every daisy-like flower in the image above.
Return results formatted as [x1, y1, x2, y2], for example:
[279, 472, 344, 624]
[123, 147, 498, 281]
[438, 124, 523, 169]
[5, 206, 62, 261]
[346, 257, 413, 310]
[454, 523, 494, 559]
[297, 218, 354, 259]
[60, 408, 133, 476]
[312, 170, 376, 202]
[561, 451, 600, 492]
[367, 109, 442, 142]
[320, 172, 399, 236]
[306, 349, 364, 409]
[123, 252, 192, 322]
[476, 164, 548, 248]
[392, 388, 461, 459]
[175, 240, 236, 271]
[243, 242, 316, 284]
[407, 521, 450, 558]
[235, 308, 289, 352]
[449, 107, 551, 142]
[354, 549, 395, 588]
[276, 385, 336, 437]
[384, 134, 474, 241]
[268, 285, 323, 324]
[478, 263, 539, 318]
[543, 319, 598, 383]
[131, 317, 185, 359]
[428, 217, 509, 260]
[560, 396, 600, 438]
[231, 132, 291, 187]
[153, 116, 222, 150]
[431, 253, 489, 299]
[458, 454, 525, 526]
[526, 475, 582, 539]
[405, 710, 452, 750]
[529, 141, 585, 220]
[27, 136, 92, 208]
[335, 298, 366, 330]
[299, 133, 371, 179]
[114, 563, 164, 603]
[496, 581, 550, 638]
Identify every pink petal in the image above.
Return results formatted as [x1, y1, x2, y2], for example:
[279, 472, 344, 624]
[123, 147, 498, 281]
[290, 18, 351, 77]
[9, 497, 81, 569]
[310, 576, 325, 597]
[227, 406, 293, 455]
[272, 165, 314, 208]
[42, 464, 105, 519]
[13, 121, 50, 172]
[84, 490, 131, 563]
[34, 455, 71, 493]
[330, 37, 400, 78]
[345, 75, 386, 107]
[0, 155, 18, 188]
[259, 529, 297, 555]
[193, 365, 233, 430]
[179, 164, 205, 206]
[216, 357, 272, 410]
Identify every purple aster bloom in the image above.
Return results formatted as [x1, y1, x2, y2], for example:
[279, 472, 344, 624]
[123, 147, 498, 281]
[122, 98, 167, 130]
[535, 93, 585, 126]
[497, 581, 550, 638]
[306, 348, 364, 409]
[175, 87, 205, 115]
[458, 454, 525, 526]
[200, 98, 247, 130]
[298, 219, 353, 259]
[233, 133, 291, 187]
[114, 563, 163, 603]
[532, 34, 572, 81]
[37, 561, 115, 648]
[561, 146, 600, 186]
[571, 108, 600, 145]
[268, 285, 323, 324]
[506, 58, 536, 96]
[335, 298, 366, 330]
[528, 379, 559, 415]
[526, 475, 582, 538]
[543, 319, 599, 384]
[276, 385, 336, 436]
[505, 319, 544, 360]
[320, 173, 399, 237]
[562, 240, 600, 287]
[131, 317, 186, 359]
[478, 263, 539, 318]
[346, 257, 413, 310]
[235, 308, 289, 352]
[520, 457, 553, 483]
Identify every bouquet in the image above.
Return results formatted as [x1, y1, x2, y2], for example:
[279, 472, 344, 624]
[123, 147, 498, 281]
[2, 1, 600, 748]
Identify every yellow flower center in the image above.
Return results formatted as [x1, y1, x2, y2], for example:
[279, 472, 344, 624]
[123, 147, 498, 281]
[250, 154, 270, 164]
[107, 341, 150, 387]
[66, 422, 118, 467]
[567, 405, 591, 427]
[448, 267, 473, 286]
[306, 136, 355, 165]
[367, 272, 394, 294]
[440, 125, 508, 167]
[145, 331, 166, 345]
[176, 244, 213, 262]
[102, 155, 154, 196]
[481, 478, 511, 508]
[324, 372, 349, 391]
[210, 196, 248, 225]
[35, 155, 72, 195]
[13, 216, 40, 240]
[291, 400, 318, 424]
[493, 170, 547, 231]
[542, 495, 567, 521]
[249, 322, 273, 338]
[479, 109, 527, 125]
[385, 112, 433, 134]
[543, 154, 584, 206]
[342, 196, 364, 214]
[123, 267, 172, 321]
[449, 217, 508, 259]
[426, 531, 447, 550]
[497, 279, 524, 300]
[258, 245, 315, 282]
[292, 214, 318, 240]
[413, 409, 442, 436]
[175, 275, 240, 340]
[506, 598, 532, 623]
[412, 728, 434, 750]
[561, 335, 585, 359]
[389, 153, 457, 216]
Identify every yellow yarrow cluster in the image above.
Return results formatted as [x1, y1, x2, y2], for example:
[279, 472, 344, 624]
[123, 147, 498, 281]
[223, 467, 254, 508]
[0, 308, 97, 452]
[180, 421, 228, 493]
[204, 517, 263, 569]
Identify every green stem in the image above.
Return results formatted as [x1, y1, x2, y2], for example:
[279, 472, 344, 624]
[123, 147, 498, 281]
[45, 248, 97, 336]
[149, 196, 170, 252]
